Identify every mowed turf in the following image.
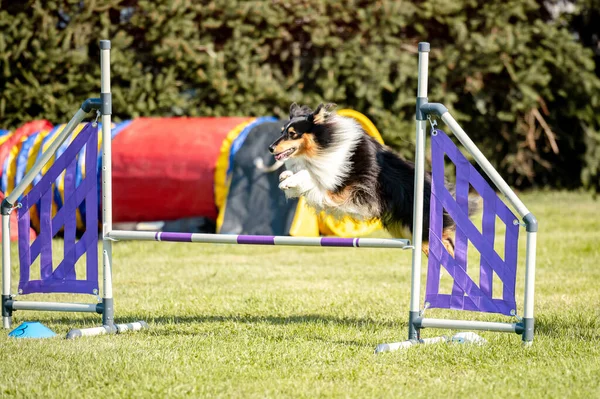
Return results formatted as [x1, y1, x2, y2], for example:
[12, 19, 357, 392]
[1, 191, 599, 398]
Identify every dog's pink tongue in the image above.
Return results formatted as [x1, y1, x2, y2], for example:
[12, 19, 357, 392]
[275, 153, 283, 161]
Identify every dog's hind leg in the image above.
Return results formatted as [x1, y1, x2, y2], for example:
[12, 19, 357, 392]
[386, 223, 431, 256]
[441, 227, 455, 258]
[421, 242, 429, 257]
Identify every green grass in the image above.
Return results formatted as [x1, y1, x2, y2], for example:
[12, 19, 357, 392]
[1, 191, 599, 398]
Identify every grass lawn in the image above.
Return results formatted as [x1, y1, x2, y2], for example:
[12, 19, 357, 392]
[1, 191, 599, 398]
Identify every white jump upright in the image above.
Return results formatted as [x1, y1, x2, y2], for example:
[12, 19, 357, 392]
[1, 40, 148, 338]
[375, 42, 538, 352]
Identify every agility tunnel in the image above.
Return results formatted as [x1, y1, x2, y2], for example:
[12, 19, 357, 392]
[2, 41, 538, 351]
[0, 112, 384, 241]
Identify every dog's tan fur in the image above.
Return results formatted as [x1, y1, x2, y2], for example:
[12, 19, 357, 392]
[421, 228, 456, 257]
[301, 134, 319, 157]
[272, 131, 321, 159]
[312, 103, 336, 124]
[271, 138, 303, 157]
[326, 185, 355, 205]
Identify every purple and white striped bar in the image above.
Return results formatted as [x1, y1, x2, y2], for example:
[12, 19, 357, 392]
[107, 231, 410, 249]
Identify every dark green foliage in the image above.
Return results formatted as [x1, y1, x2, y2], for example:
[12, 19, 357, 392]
[561, 0, 600, 193]
[1, 0, 599, 190]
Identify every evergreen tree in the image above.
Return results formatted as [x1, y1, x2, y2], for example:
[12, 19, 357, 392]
[0, 0, 598, 190]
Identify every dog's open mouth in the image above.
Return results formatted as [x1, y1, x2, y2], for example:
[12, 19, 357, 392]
[274, 147, 296, 161]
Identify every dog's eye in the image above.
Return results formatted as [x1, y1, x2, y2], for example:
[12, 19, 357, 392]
[291, 131, 304, 140]
[288, 127, 298, 139]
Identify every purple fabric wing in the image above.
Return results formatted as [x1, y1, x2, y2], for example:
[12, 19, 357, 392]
[425, 129, 519, 316]
[17, 123, 99, 295]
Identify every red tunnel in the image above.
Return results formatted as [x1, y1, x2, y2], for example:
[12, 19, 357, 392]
[111, 117, 251, 223]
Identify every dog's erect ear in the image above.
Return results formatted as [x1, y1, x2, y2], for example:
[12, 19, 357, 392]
[312, 103, 337, 124]
[324, 103, 337, 112]
[312, 103, 324, 116]
[289, 102, 299, 117]
[290, 102, 314, 118]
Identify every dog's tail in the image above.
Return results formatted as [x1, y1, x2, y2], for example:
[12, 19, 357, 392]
[445, 182, 481, 217]
[254, 157, 284, 173]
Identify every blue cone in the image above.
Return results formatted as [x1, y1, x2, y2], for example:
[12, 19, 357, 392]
[9, 322, 57, 339]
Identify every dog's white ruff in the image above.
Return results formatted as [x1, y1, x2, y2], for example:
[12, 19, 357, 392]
[279, 115, 369, 219]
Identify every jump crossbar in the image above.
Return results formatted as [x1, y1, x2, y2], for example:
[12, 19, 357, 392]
[107, 230, 411, 249]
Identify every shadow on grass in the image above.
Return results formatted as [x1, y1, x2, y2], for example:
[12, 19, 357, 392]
[528, 314, 600, 340]
[36, 312, 600, 342]
[146, 314, 403, 330]
[142, 314, 403, 347]
[10, 313, 401, 348]
[141, 313, 600, 341]
[36, 313, 404, 332]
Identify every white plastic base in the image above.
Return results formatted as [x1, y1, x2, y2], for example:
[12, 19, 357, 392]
[375, 336, 446, 353]
[375, 332, 488, 353]
[66, 321, 148, 339]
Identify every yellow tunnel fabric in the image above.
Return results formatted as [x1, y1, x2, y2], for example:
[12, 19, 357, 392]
[214, 118, 257, 233]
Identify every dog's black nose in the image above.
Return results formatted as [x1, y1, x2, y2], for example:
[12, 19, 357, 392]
[268, 145, 275, 153]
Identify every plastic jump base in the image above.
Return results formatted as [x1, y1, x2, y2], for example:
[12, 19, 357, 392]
[66, 321, 149, 339]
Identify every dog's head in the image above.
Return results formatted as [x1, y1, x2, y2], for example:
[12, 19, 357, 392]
[268, 102, 337, 161]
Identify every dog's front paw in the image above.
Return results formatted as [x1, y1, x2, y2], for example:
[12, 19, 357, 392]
[278, 169, 315, 198]
[278, 174, 299, 191]
[279, 170, 294, 183]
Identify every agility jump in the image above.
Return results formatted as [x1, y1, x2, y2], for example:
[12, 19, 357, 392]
[1, 41, 537, 351]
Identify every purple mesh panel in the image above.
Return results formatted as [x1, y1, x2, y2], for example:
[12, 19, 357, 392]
[426, 129, 519, 316]
[17, 123, 99, 295]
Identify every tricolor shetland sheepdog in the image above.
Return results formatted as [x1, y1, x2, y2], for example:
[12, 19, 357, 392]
[269, 102, 477, 256]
